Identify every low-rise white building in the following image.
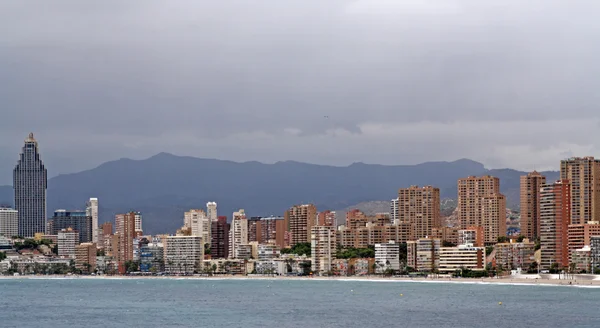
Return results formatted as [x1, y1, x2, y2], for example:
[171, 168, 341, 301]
[258, 244, 280, 260]
[438, 244, 485, 274]
[375, 241, 400, 273]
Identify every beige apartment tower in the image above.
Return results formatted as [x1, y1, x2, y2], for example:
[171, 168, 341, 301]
[311, 225, 336, 275]
[560, 157, 600, 225]
[398, 185, 440, 239]
[285, 204, 317, 245]
[457, 176, 506, 245]
[520, 171, 546, 240]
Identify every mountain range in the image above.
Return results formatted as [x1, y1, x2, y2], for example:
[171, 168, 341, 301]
[0, 153, 559, 234]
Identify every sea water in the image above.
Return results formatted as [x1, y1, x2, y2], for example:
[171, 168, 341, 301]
[1, 278, 599, 327]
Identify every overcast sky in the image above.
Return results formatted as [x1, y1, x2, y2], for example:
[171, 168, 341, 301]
[1, 0, 599, 184]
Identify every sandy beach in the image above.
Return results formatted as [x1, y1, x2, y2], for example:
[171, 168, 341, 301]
[2, 274, 600, 287]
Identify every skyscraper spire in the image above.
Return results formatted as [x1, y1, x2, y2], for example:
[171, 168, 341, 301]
[14, 133, 48, 237]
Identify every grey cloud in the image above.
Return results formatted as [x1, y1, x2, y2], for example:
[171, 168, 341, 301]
[1, 0, 600, 184]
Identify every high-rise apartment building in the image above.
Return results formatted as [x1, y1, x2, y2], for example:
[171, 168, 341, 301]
[47, 210, 93, 244]
[211, 216, 230, 259]
[311, 225, 336, 275]
[318, 210, 336, 227]
[259, 216, 287, 248]
[560, 157, 600, 225]
[346, 209, 368, 230]
[248, 217, 262, 243]
[391, 198, 399, 224]
[285, 204, 317, 245]
[86, 198, 99, 244]
[229, 210, 248, 259]
[520, 171, 546, 240]
[14, 133, 47, 238]
[134, 212, 143, 236]
[99, 222, 113, 250]
[165, 236, 204, 274]
[58, 228, 79, 259]
[207, 202, 218, 222]
[540, 180, 571, 269]
[398, 185, 440, 239]
[457, 176, 506, 245]
[0, 207, 18, 237]
[184, 209, 210, 245]
[115, 212, 137, 273]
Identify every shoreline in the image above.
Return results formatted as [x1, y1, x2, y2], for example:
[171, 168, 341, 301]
[2, 275, 600, 287]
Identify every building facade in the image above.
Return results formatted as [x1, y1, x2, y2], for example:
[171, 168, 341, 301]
[391, 198, 399, 224]
[286, 204, 317, 245]
[560, 157, 600, 225]
[438, 244, 485, 274]
[567, 223, 600, 263]
[211, 216, 230, 259]
[458, 227, 484, 247]
[140, 243, 165, 273]
[185, 209, 210, 245]
[207, 202, 218, 222]
[165, 236, 203, 274]
[58, 228, 79, 259]
[229, 210, 248, 259]
[75, 242, 97, 273]
[0, 207, 18, 237]
[407, 238, 441, 272]
[520, 171, 546, 240]
[457, 176, 506, 245]
[318, 210, 336, 227]
[540, 180, 571, 269]
[13, 133, 48, 238]
[86, 198, 99, 244]
[115, 212, 137, 273]
[375, 241, 400, 273]
[48, 210, 93, 244]
[495, 239, 535, 271]
[398, 185, 441, 239]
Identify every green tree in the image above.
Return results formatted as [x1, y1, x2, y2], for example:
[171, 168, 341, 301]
[0, 251, 6, 261]
[497, 236, 509, 243]
[124, 260, 139, 274]
[516, 235, 525, 242]
[281, 243, 311, 257]
[204, 243, 211, 255]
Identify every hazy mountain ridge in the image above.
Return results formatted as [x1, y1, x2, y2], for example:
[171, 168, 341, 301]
[0, 153, 559, 234]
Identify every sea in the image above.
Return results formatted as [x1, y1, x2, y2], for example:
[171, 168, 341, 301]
[1, 278, 599, 327]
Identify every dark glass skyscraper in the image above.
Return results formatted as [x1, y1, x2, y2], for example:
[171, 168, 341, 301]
[48, 210, 92, 244]
[13, 133, 47, 238]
